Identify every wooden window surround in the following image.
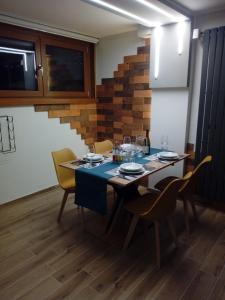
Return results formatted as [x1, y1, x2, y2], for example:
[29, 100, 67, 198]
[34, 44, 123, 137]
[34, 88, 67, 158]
[0, 23, 95, 106]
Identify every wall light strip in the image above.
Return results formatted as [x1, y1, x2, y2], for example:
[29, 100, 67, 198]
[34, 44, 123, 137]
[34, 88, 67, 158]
[87, 0, 158, 27]
[154, 26, 163, 79]
[177, 21, 186, 55]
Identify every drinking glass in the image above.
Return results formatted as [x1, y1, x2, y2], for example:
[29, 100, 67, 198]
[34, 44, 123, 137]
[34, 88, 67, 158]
[136, 135, 145, 157]
[123, 135, 131, 145]
[86, 144, 95, 168]
[160, 135, 168, 150]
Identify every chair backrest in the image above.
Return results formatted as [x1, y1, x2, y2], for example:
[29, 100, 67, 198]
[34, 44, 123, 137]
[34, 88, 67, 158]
[143, 172, 192, 220]
[180, 155, 212, 196]
[51, 148, 76, 189]
[94, 140, 113, 154]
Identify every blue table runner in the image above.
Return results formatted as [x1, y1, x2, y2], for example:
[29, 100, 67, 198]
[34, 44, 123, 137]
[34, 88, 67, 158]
[75, 148, 161, 215]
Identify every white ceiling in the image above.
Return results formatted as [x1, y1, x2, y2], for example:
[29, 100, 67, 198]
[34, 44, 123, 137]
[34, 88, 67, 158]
[174, 0, 225, 14]
[0, 0, 137, 38]
[0, 0, 187, 39]
[0, 0, 225, 39]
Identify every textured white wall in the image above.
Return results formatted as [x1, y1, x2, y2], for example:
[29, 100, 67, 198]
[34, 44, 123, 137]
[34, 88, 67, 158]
[96, 30, 144, 84]
[0, 106, 87, 204]
[149, 88, 189, 186]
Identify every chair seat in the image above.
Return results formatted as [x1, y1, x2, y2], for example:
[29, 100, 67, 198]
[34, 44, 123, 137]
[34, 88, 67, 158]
[124, 193, 158, 216]
[61, 177, 75, 190]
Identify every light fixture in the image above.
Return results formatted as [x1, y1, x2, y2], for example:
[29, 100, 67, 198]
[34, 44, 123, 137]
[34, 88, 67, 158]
[136, 0, 188, 23]
[136, 0, 175, 20]
[177, 21, 186, 55]
[154, 26, 163, 79]
[87, 0, 158, 27]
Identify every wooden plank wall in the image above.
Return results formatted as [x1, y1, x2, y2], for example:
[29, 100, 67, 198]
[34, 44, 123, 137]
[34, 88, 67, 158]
[35, 38, 151, 146]
[34, 103, 97, 146]
[96, 39, 151, 143]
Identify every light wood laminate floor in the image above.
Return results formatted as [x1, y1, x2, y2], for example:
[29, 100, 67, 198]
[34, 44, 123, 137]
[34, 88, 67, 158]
[0, 187, 224, 300]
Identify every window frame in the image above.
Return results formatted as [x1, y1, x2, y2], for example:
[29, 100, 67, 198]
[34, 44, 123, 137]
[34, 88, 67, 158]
[0, 26, 43, 98]
[41, 36, 91, 98]
[0, 23, 95, 105]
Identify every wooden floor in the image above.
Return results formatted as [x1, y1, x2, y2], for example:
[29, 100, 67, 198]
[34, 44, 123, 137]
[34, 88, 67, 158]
[0, 187, 225, 300]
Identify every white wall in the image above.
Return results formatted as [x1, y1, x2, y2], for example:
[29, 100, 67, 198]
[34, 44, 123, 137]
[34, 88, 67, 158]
[96, 30, 144, 84]
[149, 88, 189, 186]
[188, 10, 225, 145]
[0, 106, 87, 204]
[150, 21, 191, 88]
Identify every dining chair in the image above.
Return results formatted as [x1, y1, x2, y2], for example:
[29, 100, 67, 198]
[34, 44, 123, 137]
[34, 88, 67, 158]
[123, 172, 192, 268]
[94, 140, 113, 154]
[51, 148, 77, 223]
[154, 155, 212, 234]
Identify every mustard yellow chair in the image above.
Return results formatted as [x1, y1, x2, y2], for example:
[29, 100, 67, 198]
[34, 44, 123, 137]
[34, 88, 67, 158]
[94, 140, 113, 154]
[123, 172, 192, 268]
[155, 155, 212, 234]
[52, 148, 76, 222]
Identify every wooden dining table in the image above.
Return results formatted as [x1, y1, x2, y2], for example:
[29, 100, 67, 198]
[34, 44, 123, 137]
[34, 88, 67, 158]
[60, 148, 190, 233]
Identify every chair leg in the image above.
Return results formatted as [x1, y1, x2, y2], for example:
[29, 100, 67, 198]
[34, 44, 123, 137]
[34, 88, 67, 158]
[123, 215, 139, 250]
[167, 216, 178, 248]
[107, 196, 124, 235]
[81, 206, 86, 230]
[57, 190, 69, 223]
[154, 221, 161, 269]
[183, 198, 190, 235]
[189, 199, 198, 221]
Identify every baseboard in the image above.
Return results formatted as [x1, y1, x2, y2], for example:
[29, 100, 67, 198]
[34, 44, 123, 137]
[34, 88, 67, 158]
[0, 185, 60, 208]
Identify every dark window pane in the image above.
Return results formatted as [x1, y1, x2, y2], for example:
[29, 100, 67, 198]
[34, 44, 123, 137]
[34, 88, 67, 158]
[46, 45, 84, 91]
[0, 37, 38, 91]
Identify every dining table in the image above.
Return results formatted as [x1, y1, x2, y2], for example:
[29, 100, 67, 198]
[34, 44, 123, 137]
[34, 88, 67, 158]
[60, 147, 189, 233]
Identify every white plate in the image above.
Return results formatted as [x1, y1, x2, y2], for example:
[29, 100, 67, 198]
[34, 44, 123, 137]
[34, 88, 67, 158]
[120, 163, 143, 172]
[84, 153, 103, 162]
[119, 168, 145, 175]
[158, 152, 179, 159]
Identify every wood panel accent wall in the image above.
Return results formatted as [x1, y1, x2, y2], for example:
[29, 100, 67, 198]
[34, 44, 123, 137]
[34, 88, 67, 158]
[34, 102, 97, 145]
[35, 38, 151, 146]
[96, 39, 151, 142]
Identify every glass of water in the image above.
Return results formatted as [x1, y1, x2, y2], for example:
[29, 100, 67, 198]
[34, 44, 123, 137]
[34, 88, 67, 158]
[160, 135, 168, 150]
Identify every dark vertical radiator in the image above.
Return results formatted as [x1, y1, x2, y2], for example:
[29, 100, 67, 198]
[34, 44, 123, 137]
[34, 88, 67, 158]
[195, 26, 225, 203]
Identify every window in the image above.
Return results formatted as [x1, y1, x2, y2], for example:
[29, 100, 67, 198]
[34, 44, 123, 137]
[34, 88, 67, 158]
[0, 23, 94, 105]
[0, 37, 38, 91]
[41, 37, 90, 98]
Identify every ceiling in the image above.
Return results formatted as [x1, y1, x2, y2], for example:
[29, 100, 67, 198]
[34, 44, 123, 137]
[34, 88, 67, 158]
[0, 0, 225, 39]
[174, 0, 225, 14]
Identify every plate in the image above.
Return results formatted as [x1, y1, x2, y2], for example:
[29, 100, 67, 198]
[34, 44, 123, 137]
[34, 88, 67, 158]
[158, 152, 179, 160]
[83, 153, 103, 162]
[120, 163, 143, 172]
[119, 168, 145, 175]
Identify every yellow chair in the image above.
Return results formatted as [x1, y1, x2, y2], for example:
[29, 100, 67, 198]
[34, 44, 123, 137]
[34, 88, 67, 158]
[94, 140, 113, 154]
[123, 172, 192, 268]
[155, 155, 212, 234]
[52, 148, 76, 223]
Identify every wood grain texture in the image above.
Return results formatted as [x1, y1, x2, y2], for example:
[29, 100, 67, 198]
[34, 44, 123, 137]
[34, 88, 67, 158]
[96, 40, 151, 143]
[0, 187, 224, 300]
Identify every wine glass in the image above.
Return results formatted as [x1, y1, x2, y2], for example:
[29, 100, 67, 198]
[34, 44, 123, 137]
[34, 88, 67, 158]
[86, 144, 95, 168]
[160, 135, 168, 151]
[123, 135, 131, 146]
[136, 135, 145, 157]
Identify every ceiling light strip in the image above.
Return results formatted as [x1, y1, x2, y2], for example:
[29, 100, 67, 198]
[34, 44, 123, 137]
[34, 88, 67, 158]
[136, 0, 175, 20]
[87, 0, 158, 27]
